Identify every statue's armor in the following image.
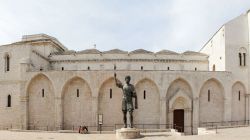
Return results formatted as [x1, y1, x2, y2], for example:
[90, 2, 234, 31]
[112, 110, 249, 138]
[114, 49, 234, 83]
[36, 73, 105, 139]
[122, 83, 135, 111]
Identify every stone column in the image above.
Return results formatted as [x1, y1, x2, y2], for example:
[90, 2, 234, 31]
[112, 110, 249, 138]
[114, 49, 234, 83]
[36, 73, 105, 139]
[168, 109, 173, 128]
[92, 96, 98, 127]
[20, 95, 28, 130]
[246, 94, 250, 123]
[184, 108, 192, 135]
[159, 97, 166, 128]
[224, 85, 232, 122]
[19, 61, 30, 130]
[192, 97, 199, 135]
[55, 97, 63, 130]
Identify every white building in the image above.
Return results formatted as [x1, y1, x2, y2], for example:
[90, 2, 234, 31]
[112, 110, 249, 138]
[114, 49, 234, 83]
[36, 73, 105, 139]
[0, 10, 250, 135]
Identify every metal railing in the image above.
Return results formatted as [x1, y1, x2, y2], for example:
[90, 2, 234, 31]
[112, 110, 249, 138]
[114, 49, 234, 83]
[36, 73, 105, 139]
[0, 123, 194, 134]
[0, 123, 174, 132]
[199, 120, 250, 130]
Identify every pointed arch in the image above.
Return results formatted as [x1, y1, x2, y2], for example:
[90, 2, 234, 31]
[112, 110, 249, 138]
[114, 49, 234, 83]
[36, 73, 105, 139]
[27, 73, 55, 130]
[166, 78, 193, 134]
[232, 81, 246, 122]
[61, 76, 92, 98]
[98, 77, 123, 130]
[61, 76, 92, 129]
[166, 78, 193, 100]
[199, 78, 224, 124]
[134, 78, 160, 126]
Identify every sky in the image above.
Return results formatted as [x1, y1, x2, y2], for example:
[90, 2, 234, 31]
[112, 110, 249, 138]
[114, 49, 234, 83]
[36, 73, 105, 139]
[0, 0, 250, 53]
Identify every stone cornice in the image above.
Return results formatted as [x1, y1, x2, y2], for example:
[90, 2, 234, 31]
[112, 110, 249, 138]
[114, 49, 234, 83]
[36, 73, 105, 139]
[49, 59, 208, 63]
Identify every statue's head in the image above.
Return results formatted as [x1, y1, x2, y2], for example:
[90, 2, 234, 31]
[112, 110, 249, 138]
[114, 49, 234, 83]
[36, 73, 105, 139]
[125, 75, 131, 83]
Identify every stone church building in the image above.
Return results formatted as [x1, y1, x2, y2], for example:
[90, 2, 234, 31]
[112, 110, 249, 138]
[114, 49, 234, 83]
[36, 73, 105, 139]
[1, 10, 250, 135]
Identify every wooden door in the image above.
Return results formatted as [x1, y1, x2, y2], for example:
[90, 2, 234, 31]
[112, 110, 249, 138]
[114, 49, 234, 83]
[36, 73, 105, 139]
[174, 109, 184, 132]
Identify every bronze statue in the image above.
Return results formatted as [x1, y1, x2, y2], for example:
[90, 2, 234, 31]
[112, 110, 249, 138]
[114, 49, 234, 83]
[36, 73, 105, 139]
[114, 73, 138, 128]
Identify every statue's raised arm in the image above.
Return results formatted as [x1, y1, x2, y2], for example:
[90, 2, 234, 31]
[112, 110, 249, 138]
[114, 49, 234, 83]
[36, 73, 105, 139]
[114, 73, 123, 88]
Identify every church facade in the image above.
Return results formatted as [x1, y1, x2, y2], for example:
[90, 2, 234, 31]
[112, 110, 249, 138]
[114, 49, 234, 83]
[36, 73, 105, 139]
[0, 10, 250, 135]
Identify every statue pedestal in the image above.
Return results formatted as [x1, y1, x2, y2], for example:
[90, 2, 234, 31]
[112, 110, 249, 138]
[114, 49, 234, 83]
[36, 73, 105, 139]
[116, 128, 141, 139]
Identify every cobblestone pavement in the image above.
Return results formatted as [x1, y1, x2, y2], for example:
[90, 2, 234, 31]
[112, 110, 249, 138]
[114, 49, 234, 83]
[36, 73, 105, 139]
[0, 127, 250, 140]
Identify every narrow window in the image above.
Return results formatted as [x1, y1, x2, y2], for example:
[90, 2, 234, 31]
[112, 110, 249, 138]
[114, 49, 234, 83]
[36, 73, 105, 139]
[77, 89, 79, 97]
[141, 66, 143, 70]
[208, 90, 210, 102]
[62, 67, 64, 71]
[40, 67, 43, 71]
[195, 67, 197, 71]
[7, 95, 11, 107]
[243, 53, 246, 66]
[239, 53, 242, 66]
[114, 64, 116, 70]
[167, 67, 170, 70]
[5, 55, 10, 72]
[42, 89, 45, 97]
[212, 64, 216, 71]
[110, 89, 112, 99]
[143, 90, 146, 99]
[87, 66, 90, 70]
[238, 91, 241, 101]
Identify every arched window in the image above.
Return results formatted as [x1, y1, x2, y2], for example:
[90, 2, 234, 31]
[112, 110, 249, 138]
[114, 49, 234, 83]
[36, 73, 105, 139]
[5, 54, 10, 72]
[77, 89, 79, 97]
[143, 90, 146, 99]
[239, 47, 247, 67]
[7, 95, 11, 107]
[243, 53, 246, 66]
[141, 66, 143, 70]
[42, 89, 45, 97]
[212, 64, 216, 71]
[110, 89, 112, 99]
[208, 90, 210, 102]
[238, 91, 241, 101]
[239, 53, 242, 66]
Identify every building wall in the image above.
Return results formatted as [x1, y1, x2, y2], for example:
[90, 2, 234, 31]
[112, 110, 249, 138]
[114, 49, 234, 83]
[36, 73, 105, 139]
[62, 77, 92, 130]
[200, 26, 226, 71]
[27, 74, 55, 130]
[231, 82, 246, 122]
[199, 79, 224, 123]
[225, 14, 249, 76]
[13, 70, 236, 135]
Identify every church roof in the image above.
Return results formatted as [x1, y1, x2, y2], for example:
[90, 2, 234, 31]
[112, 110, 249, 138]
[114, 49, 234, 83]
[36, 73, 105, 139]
[21, 34, 67, 51]
[129, 49, 154, 54]
[103, 49, 128, 54]
[182, 51, 208, 56]
[156, 50, 179, 55]
[78, 49, 101, 54]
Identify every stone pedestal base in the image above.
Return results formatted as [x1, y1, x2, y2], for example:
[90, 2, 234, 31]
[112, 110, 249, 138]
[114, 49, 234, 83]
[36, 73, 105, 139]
[116, 128, 141, 139]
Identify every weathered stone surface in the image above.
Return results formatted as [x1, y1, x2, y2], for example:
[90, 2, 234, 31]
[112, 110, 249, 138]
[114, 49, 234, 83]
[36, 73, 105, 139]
[116, 128, 141, 139]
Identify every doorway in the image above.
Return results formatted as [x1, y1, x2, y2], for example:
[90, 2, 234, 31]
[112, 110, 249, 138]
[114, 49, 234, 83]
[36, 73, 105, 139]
[174, 109, 184, 132]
